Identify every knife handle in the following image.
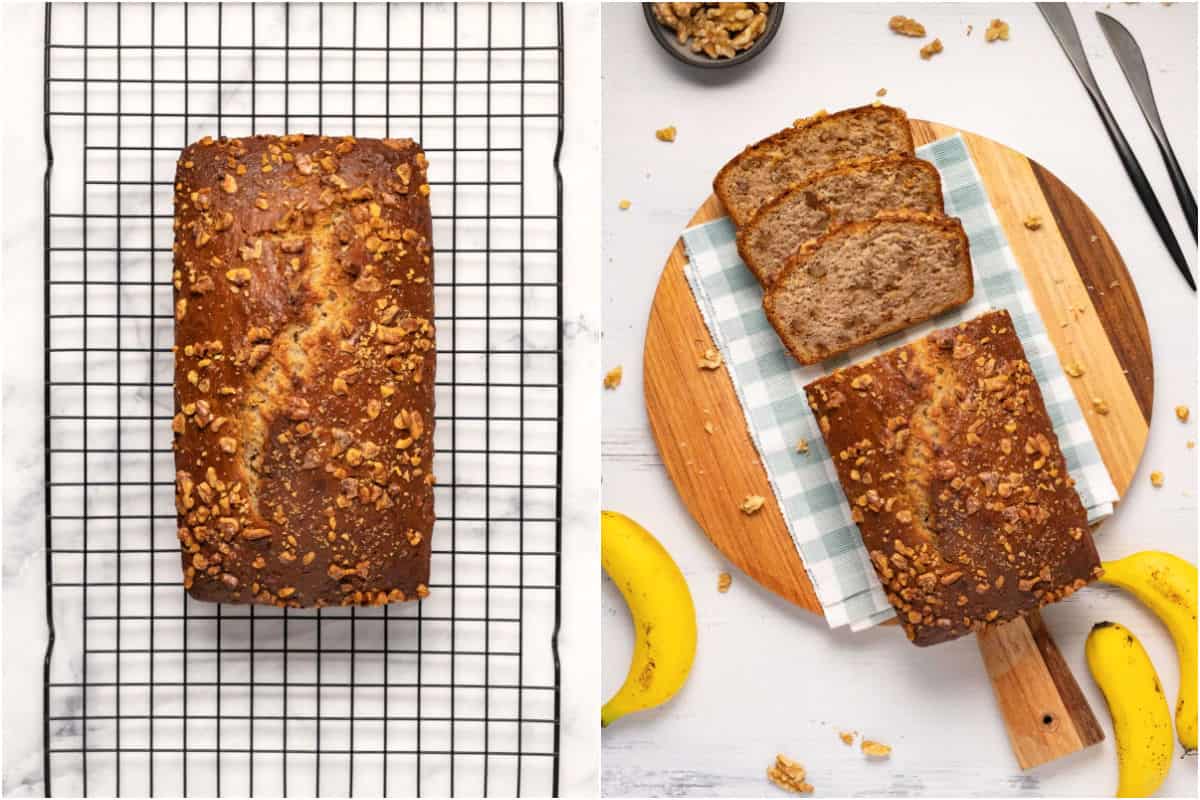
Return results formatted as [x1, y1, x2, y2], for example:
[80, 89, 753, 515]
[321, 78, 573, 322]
[1154, 134, 1198, 241]
[1089, 88, 1196, 290]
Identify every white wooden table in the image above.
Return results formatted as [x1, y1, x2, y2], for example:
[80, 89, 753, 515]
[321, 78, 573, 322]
[601, 3, 1197, 796]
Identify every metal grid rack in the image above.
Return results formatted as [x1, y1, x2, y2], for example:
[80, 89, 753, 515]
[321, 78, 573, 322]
[42, 3, 564, 796]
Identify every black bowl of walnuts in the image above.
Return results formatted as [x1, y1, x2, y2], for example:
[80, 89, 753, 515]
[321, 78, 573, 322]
[643, 3, 785, 69]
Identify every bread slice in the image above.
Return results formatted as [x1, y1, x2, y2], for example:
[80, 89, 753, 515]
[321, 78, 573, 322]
[737, 156, 944, 286]
[763, 212, 973, 365]
[714, 105, 915, 227]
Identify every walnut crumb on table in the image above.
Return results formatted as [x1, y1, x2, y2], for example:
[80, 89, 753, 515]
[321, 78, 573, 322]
[1023, 215, 1042, 230]
[1150, 470, 1164, 488]
[796, 438, 809, 454]
[718, 572, 732, 592]
[1063, 361, 1085, 378]
[603, 366, 623, 389]
[1092, 397, 1110, 415]
[876, 87, 887, 97]
[889, 15, 926, 37]
[1176, 405, 1190, 422]
[740, 495, 766, 515]
[985, 18, 1010, 42]
[839, 730, 856, 745]
[697, 347, 723, 370]
[861, 739, 892, 758]
[656, 125, 677, 143]
[704, 420, 715, 434]
[767, 754, 814, 795]
[618, 199, 631, 210]
[920, 38, 944, 59]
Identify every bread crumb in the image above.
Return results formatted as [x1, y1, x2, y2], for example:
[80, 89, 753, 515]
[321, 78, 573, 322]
[1091, 397, 1110, 415]
[698, 347, 723, 370]
[656, 125, 677, 143]
[1187, 440, 1195, 449]
[767, 754, 813, 795]
[1109, 280, 1120, 289]
[1023, 215, 1043, 230]
[796, 438, 809, 454]
[603, 366, 623, 389]
[1063, 361, 1085, 378]
[740, 495, 766, 515]
[871, 99, 883, 107]
[618, 199, 631, 210]
[861, 739, 892, 758]
[1150, 470, 1164, 488]
[889, 15, 926, 37]
[704, 420, 715, 435]
[876, 87, 887, 97]
[1176, 405, 1190, 422]
[920, 38, 944, 59]
[985, 19, 1010, 42]
[966, 23, 974, 36]
[718, 572, 732, 593]
[839, 730, 855, 745]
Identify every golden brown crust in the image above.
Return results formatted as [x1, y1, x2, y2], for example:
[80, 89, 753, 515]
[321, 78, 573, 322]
[172, 133, 435, 609]
[804, 310, 1102, 646]
[735, 155, 944, 285]
[762, 211, 974, 365]
[713, 105, 915, 225]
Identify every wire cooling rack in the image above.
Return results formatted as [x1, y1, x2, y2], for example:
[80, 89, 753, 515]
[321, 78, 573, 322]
[42, 3, 563, 796]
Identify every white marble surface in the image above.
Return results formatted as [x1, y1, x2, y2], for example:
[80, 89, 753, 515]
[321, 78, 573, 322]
[602, 3, 1197, 797]
[3, 2, 599, 797]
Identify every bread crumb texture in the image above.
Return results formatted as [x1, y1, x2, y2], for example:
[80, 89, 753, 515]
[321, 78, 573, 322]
[767, 754, 814, 795]
[804, 310, 1101, 646]
[173, 133, 435, 609]
[604, 366, 624, 390]
[889, 15, 926, 37]
[920, 38, 944, 59]
[650, 3, 771, 60]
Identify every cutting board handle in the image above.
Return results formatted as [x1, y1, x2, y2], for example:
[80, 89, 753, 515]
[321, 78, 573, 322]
[976, 611, 1104, 770]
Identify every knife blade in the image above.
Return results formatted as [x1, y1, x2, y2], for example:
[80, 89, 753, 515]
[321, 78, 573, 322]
[1038, 3, 1195, 291]
[1097, 11, 1197, 240]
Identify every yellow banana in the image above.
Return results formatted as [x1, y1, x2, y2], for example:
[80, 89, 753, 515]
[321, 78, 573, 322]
[1100, 551, 1198, 751]
[601, 510, 697, 727]
[1086, 622, 1173, 798]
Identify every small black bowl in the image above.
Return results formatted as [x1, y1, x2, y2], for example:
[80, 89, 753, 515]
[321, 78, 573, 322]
[643, 3, 785, 69]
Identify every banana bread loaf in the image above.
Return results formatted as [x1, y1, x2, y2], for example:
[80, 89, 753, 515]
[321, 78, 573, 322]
[172, 133, 435, 608]
[804, 310, 1102, 646]
[713, 105, 916, 226]
[763, 211, 974, 365]
[737, 156, 944, 286]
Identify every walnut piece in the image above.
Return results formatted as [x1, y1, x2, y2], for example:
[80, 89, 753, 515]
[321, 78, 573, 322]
[1150, 470, 1164, 488]
[618, 199, 632, 210]
[1176, 405, 1190, 422]
[767, 754, 813, 795]
[861, 739, 892, 757]
[656, 125, 678, 143]
[698, 347, 723, 370]
[652, 3, 771, 60]
[740, 494, 766, 515]
[603, 366, 623, 390]
[718, 572, 732, 592]
[985, 18, 1010, 42]
[839, 730, 855, 745]
[1023, 215, 1043, 230]
[920, 38, 944, 59]
[889, 15, 926, 37]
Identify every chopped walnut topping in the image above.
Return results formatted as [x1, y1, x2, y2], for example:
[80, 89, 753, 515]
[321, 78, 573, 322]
[221, 174, 238, 193]
[603, 366, 623, 389]
[740, 494, 766, 515]
[766, 754, 813, 795]
[697, 348, 723, 370]
[718, 572, 732, 593]
[218, 436, 237, 454]
[985, 18, 1010, 42]
[920, 38, 944, 59]
[889, 15, 925, 36]
[652, 3, 771, 60]
[861, 739, 891, 758]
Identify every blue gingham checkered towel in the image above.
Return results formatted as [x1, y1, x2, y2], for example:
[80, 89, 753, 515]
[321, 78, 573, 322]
[682, 134, 1119, 632]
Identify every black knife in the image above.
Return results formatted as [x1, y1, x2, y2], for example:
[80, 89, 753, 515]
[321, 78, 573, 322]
[1096, 11, 1197, 240]
[1038, 3, 1195, 291]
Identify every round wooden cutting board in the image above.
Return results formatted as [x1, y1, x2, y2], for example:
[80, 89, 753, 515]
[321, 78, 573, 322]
[644, 119, 1154, 617]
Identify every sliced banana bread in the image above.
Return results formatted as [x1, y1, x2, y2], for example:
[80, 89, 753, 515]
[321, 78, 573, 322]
[763, 212, 973, 365]
[737, 156, 944, 286]
[714, 105, 915, 227]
